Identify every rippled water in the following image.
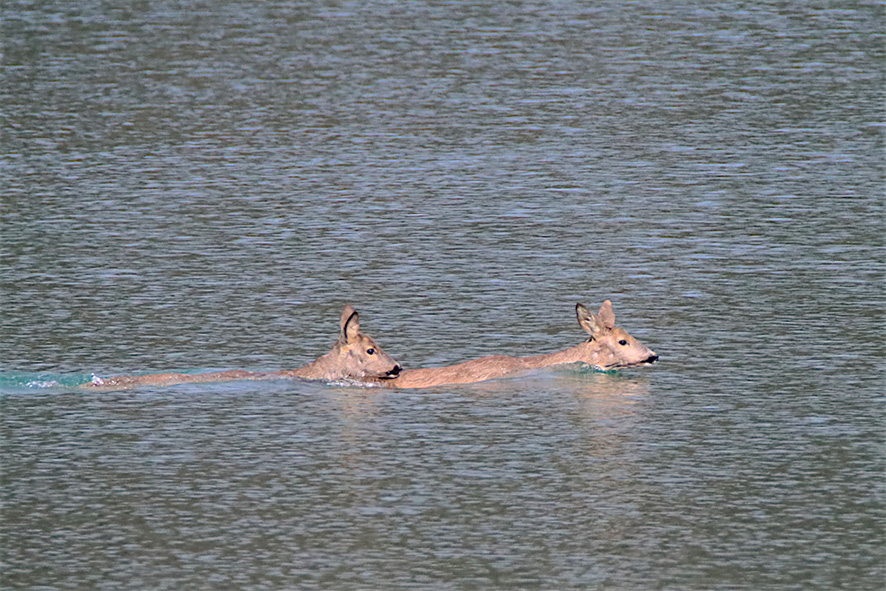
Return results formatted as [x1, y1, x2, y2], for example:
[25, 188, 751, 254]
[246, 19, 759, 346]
[2, 1, 883, 589]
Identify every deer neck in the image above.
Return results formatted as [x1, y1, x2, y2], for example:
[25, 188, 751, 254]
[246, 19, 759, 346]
[284, 350, 337, 380]
[520, 341, 597, 370]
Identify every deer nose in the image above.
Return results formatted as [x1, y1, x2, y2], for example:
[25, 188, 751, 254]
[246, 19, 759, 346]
[387, 364, 402, 377]
[645, 354, 659, 364]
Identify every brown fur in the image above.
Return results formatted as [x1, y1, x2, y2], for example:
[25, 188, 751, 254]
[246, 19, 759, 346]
[84, 306, 401, 390]
[382, 301, 657, 389]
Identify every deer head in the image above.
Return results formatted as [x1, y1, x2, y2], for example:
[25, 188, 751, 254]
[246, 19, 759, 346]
[575, 300, 658, 371]
[326, 305, 402, 381]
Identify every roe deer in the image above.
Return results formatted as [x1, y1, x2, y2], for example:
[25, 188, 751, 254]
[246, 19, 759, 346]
[84, 306, 402, 390]
[382, 300, 657, 389]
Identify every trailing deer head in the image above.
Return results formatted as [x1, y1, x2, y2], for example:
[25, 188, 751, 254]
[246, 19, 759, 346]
[309, 305, 402, 381]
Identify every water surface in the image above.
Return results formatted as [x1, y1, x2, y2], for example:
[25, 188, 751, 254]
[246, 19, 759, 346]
[2, 1, 883, 589]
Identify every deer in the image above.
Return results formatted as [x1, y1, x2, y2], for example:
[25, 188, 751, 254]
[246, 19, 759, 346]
[379, 300, 657, 389]
[83, 306, 402, 390]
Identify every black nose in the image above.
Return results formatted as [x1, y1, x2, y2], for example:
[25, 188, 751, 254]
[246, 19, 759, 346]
[387, 365, 402, 376]
[646, 355, 659, 364]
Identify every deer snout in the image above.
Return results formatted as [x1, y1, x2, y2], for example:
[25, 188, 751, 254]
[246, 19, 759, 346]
[386, 364, 402, 377]
[644, 354, 659, 364]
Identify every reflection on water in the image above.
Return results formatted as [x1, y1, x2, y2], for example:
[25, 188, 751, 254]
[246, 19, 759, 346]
[2, 0, 883, 589]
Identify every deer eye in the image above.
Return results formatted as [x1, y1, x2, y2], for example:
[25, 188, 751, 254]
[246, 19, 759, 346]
[619, 340, 628, 346]
[366, 348, 376, 355]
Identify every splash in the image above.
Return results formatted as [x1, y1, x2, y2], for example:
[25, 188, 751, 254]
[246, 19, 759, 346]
[0, 372, 96, 394]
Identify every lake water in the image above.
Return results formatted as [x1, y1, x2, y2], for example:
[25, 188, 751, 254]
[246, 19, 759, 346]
[2, 0, 883, 589]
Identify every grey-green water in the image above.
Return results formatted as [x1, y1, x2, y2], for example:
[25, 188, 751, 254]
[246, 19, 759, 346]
[2, 1, 883, 589]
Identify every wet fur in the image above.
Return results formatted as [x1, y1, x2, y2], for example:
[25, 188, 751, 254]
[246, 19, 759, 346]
[382, 301, 657, 389]
[84, 306, 401, 390]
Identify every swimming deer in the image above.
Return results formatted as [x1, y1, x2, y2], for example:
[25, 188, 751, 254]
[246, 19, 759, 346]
[84, 306, 402, 390]
[382, 300, 657, 389]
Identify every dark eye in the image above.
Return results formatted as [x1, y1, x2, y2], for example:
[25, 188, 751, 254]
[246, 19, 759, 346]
[367, 348, 376, 355]
[619, 340, 628, 346]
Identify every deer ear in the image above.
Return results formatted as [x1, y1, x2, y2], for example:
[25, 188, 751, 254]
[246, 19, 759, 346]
[340, 305, 360, 343]
[597, 300, 615, 330]
[576, 303, 597, 335]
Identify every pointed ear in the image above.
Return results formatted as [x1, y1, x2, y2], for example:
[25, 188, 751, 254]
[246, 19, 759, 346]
[597, 300, 615, 330]
[576, 303, 597, 335]
[339, 305, 360, 343]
